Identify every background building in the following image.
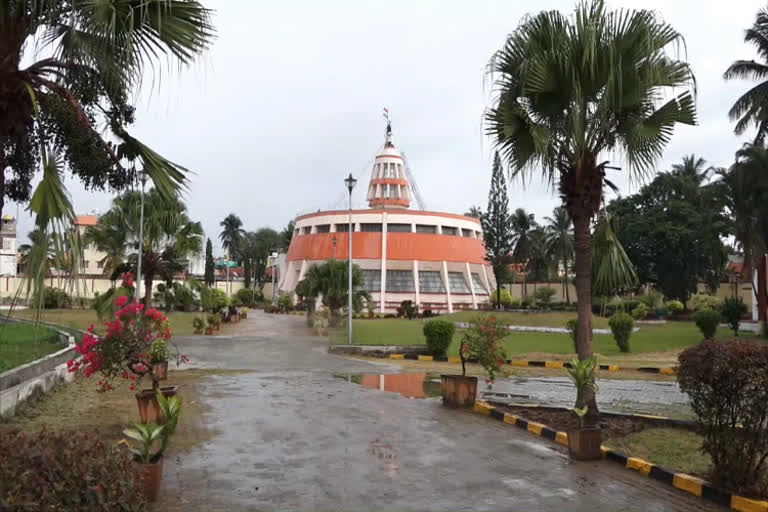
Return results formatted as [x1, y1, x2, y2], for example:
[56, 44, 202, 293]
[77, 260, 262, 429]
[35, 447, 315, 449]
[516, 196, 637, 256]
[0, 215, 17, 276]
[282, 121, 493, 313]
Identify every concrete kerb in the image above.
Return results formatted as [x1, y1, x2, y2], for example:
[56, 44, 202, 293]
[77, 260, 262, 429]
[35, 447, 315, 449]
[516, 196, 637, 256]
[0, 317, 85, 418]
[472, 401, 766, 512]
[454, 321, 640, 335]
[327, 345, 678, 374]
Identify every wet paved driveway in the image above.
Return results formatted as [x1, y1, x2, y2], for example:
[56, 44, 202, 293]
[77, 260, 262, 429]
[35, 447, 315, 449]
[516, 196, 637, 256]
[160, 312, 722, 511]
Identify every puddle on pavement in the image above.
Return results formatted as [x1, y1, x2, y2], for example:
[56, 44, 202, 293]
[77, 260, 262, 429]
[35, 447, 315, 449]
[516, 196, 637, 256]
[334, 373, 442, 399]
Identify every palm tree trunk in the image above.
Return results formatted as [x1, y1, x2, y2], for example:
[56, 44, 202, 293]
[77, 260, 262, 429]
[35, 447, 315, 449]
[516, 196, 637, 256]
[758, 255, 767, 326]
[144, 274, 153, 307]
[0, 137, 5, 218]
[572, 213, 598, 417]
[563, 243, 570, 304]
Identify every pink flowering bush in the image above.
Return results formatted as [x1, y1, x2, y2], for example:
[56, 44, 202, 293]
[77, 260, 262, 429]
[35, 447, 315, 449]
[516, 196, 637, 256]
[68, 274, 187, 392]
[460, 315, 508, 384]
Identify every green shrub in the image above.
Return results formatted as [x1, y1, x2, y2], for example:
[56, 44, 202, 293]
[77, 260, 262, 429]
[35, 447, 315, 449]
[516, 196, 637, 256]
[236, 288, 260, 306]
[691, 293, 721, 312]
[278, 293, 294, 311]
[31, 287, 72, 309]
[398, 300, 418, 319]
[0, 430, 144, 510]
[721, 297, 748, 337]
[423, 319, 455, 357]
[509, 297, 522, 308]
[636, 291, 662, 309]
[192, 316, 207, 331]
[631, 303, 648, 320]
[533, 286, 557, 305]
[200, 286, 228, 312]
[665, 300, 684, 314]
[608, 312, 634, 352]
[678, 341, 768, 492]
[566, 318, 578, 353]
[460, 316, 508, 382]
[491, 288, 512, 307]
[693, 308, 720, 340]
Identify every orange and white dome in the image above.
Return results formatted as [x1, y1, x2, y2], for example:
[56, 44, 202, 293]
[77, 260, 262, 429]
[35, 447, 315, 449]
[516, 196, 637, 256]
[366, 122, 411, 209]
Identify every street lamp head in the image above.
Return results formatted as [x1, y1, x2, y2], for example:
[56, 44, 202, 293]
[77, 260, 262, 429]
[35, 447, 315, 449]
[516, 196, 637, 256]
[344, 173, 357, 193]
[332, 236, 337, 246]
[138, 170, 148, 187]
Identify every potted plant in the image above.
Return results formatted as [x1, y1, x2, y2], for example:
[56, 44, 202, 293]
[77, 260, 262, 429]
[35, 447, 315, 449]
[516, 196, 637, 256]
[204, 314, 216, 334]
[441, 315, 507, 407]
[192, 316, 206, 334]
[240, 306, 248, 319]
[150, 339, 170, 381]
[209, 313, 221, 331]
[565, 356, 602, 460]
[229, 305, 240, 323]
[123, 390, 182, 502]
[67, 278, 188, 424]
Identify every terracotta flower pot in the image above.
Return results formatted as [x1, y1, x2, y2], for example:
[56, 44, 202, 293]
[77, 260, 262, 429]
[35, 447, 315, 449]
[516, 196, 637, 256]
[135, 385, 179, 424]
[194, 329, 203, 335]
[567, 427, 603, 460]
[440, 375, 477, 408]
[214, 324, 220, 331]
[140, 457, 164, 502]
[152, 362, 168, 381]
[204, 327, 214, 335]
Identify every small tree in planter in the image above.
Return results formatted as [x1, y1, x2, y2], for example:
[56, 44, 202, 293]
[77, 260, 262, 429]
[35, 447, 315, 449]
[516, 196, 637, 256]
[123, 390, 182, 502]
[608, 312, 634, 352]
[68, 292, 188, 423]
[721, 297, 748, 336]
[207, 313, 221, 333]
[441, 316, 507, 408]
[565, 356, 601, 460]
[192, 315, 207, 334]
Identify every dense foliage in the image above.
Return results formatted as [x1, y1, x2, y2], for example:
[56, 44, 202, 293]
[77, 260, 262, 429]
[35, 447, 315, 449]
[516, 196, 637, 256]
[200, 287, 228, 313]
[666, 300, 685, 315]
[423, 319, 455, 357]
[296, 260, 367, 323]
[566, 318, 578, 353]
[490, 288, 513, 307]
[608, 313, 634, 353]
[630, 303, 648, 320]
[481, 152, 514, 309]
[678, 341, 768, 493]
[31, 287, 71, 309]
[691, 293, 722, 312]
[204, 238, 215, 286]
[0, 429, 145, 510]
[533, 286, 556, 305]
[722, 297, 748, 336]
[460, 316, 507, 383]
[694, 309, 721, 340]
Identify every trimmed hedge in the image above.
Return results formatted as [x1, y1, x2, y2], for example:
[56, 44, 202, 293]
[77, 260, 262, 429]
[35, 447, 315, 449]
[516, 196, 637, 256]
[693, 308, 720, 340]
[423, 319, 455, 357]
[608, 312, 634, 352]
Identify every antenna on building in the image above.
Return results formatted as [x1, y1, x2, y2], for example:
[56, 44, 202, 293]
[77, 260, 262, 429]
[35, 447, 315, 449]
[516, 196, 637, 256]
[401, 151, 426, 211]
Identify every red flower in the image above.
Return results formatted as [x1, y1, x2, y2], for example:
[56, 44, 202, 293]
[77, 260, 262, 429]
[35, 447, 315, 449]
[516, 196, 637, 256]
[115, 296, 129, 307]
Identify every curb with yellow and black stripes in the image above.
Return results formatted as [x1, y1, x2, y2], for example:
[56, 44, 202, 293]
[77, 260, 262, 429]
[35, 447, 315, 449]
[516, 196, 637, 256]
[473, 401, 767, 512]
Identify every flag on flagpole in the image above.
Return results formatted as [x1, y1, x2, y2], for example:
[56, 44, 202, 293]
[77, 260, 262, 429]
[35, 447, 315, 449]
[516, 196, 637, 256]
[382, 107, 389, 119]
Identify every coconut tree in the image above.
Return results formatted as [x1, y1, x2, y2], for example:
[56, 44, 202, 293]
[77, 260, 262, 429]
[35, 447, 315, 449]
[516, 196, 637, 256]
[525, 227, 551, 284]
[91, 189, 203, 305]
[297, 259, 366, 325]
[465, 205, 482, 219]
[486, 0, 696, 413]
[83, 212, 127, 281]
[510, 208, 536, 297]
[545, 206, 574, 303]
[219, 214, 244, 260]
[724, 6, 768, 144]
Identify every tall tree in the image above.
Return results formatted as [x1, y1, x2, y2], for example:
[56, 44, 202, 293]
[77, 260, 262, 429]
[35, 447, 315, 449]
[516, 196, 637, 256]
[204, 238, 215, 286]
[465, 205, 482, 219]
[544, 206, 573, 303]
[525, 227, 551, 283]
[0, 1, 214, 217]
[511, 208, 536, 297]
[724, 6, 768, 144]
[83, 214, 127, 282]
[297, 259, 366, 324]
[91, 189, 204, 305]
[219, 214, 244, 260]
[280, 220, 296, 249]
[251, 228, 281, 292]
[480, 153, 514, 308]
[486, 0, 696, 414]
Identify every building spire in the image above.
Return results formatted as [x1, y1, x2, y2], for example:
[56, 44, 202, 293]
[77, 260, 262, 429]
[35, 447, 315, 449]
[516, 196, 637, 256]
[383, 107, 393, 147]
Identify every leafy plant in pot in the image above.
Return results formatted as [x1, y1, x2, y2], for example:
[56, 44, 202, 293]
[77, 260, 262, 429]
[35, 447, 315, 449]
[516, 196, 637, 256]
[123, 390, 183, 502]
[565, 356, 601, 460]
[192, 315, 206, 334]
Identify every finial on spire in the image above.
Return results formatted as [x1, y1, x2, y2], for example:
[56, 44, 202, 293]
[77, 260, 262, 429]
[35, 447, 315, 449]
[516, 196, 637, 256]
[383, 107, 393, 147]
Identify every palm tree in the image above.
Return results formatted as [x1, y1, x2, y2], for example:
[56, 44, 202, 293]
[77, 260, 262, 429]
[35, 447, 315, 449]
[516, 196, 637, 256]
[280, 220, 296, 248]
[724, 7, 768, 144]
[486, 1, 696, 412]
[510, 208, 536, 297]
[0, 1, 214, 218]
[92, 189, 203, 305]
[83, 212, 127, 281]
[465, 205, 482, 219]
[544, 207, 573, 303]
[525, 227, 551, 285]
[297, 259, 366, 325]
[219, 214, 244, 260]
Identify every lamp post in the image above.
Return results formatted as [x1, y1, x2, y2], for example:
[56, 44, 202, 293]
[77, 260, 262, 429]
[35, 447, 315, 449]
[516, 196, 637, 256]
[135, 170, 148, 304]
[332, 236, 338, 260]
[344, 173, 357, 345]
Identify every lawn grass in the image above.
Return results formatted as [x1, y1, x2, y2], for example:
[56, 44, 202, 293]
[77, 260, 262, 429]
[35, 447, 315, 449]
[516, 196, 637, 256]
[329, 317, 756, 361]
[0, 323, 64, 371]
[604, 428, 710, 477]
[445, 310, 610, 328]
[7, 308, 223, 337]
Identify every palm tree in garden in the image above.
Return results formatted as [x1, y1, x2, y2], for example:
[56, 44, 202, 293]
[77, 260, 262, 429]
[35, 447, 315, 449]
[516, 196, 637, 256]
[486, 0, 696, 413]
[525, 227, 551, 285]
[90, 189, 204, 305]
[465, 205, 482, 219]
[219, 214, 244, 260]
[510, 208, 536, 297]
[297, 259, 367, 325]
[545, 207, 573, 303]
[724, 6, 768, 144]
[84, 214, 127, 281]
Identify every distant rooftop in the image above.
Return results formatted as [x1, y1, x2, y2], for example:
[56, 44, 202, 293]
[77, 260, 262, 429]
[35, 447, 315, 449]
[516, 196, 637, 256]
[75, 214, 98, 226]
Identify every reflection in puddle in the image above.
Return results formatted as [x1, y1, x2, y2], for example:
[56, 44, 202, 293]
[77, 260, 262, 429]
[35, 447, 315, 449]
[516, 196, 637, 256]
[335, 373, 442, 399]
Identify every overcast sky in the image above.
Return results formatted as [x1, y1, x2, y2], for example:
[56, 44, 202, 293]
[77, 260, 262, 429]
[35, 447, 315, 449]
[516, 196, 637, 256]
[9, 0, 767, 253]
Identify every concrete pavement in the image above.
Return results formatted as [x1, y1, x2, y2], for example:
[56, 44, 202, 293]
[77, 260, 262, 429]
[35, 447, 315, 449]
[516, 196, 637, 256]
[158, 311, 722, 511]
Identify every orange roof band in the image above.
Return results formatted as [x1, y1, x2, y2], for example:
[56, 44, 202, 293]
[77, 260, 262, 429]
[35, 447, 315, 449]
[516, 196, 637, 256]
[75, 215, 98, 226]
[369, 198, 410, 207]
[295, 209, 482, 225]
[369, 178, 409, 186]
[287, 232, 489, 265]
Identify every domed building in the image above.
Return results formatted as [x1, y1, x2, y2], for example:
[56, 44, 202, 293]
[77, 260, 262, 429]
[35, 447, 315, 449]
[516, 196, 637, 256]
[281, 120, 494, 314]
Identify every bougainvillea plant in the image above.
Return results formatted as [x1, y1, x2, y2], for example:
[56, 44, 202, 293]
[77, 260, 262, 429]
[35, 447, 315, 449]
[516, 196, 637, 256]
[68, 273, 187, 392]
[459, 315, 508, 385]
